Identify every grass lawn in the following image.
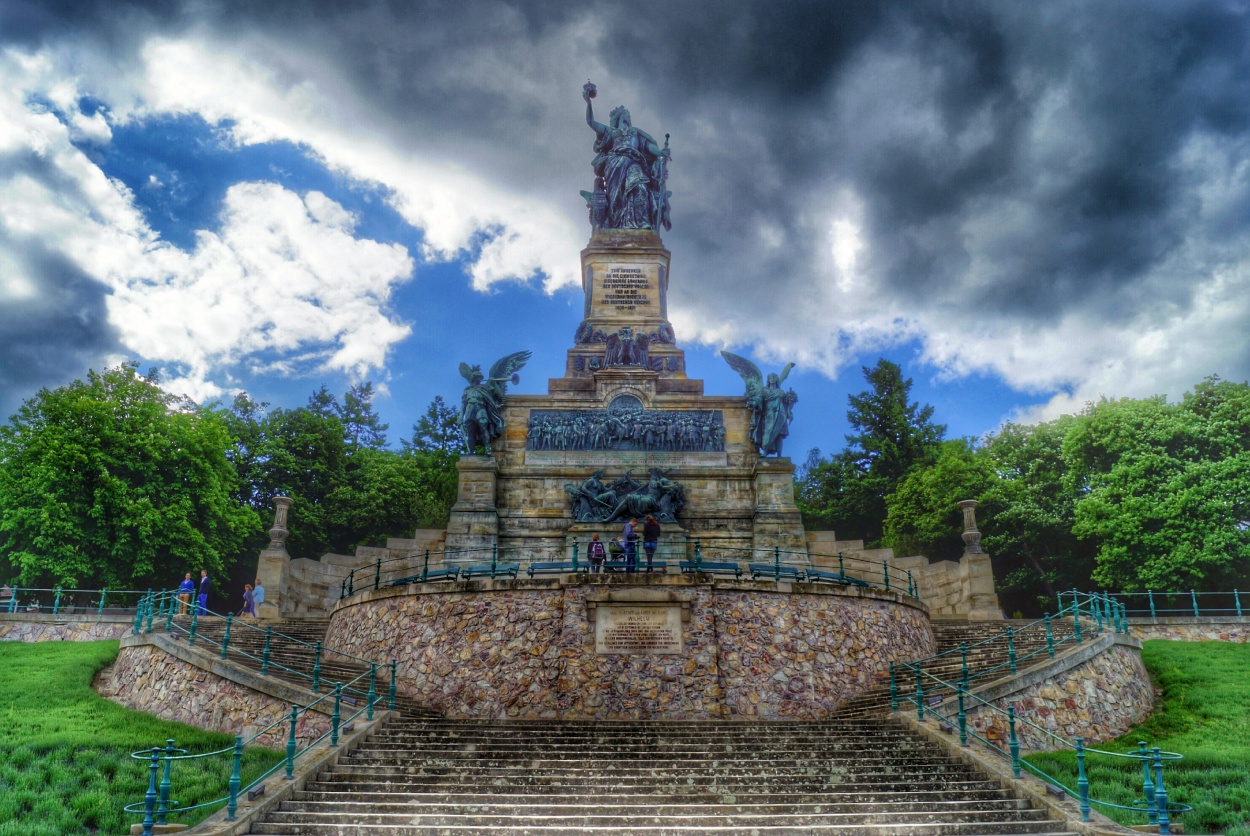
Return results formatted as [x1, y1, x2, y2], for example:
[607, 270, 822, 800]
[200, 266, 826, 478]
[1025, 640, 1250, 836]
[0, 640, 281, 835]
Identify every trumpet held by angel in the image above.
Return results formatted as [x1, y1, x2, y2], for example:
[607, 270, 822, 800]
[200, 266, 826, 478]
[721, 351, 798, 457]
[458, 350, 531, 454]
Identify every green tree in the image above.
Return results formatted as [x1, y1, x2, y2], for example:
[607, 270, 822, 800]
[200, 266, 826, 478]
[797, 359, 945, 544]
[0, 364, 261, 588]
[405, 395, 464, 454]
[883, 438, 993, 562]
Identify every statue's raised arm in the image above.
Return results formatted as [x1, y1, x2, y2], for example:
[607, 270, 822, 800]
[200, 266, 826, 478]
[579, 81, 672, 233]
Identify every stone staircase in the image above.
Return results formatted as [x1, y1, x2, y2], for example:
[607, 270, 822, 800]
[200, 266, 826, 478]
[833, 618, 1082, 718]
[248, 715, 1079, 835]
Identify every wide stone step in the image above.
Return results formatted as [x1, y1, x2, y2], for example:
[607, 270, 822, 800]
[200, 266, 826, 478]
[261, 809, 1054, 827]
[292, 790, 1025, 807]
[280, 798, 1033, 816]
[249, 822, 1076, 835]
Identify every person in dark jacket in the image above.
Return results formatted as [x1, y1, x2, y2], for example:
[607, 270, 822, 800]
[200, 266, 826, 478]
[587, 533, 607, 573]
[197, 570, 210, 615]
[642, 515, 661, 573]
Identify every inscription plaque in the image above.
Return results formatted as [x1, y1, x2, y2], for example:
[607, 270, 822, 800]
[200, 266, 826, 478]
[595, 606, 682, 655]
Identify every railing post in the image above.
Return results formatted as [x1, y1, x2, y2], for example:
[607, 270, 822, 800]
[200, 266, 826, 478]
[368, 664, 377, 721]
[1236, 589, 1243, 618]
[374, 559, 381, 590]
[188, 605, 199, 646]
[388, 660, 397, 710]
[53, 586, 62, 615]
[146, 588, 155, 633]
[312, 642, 322, 694]
[221, 613, 232, 660]
[133, 598, 145, 635]
[340, 578, 346, 600]
[165, 596, 175, 633]
[960, 642, 969, 690]
[331, 683, 342, 747]
[1076, 736, 1090, 821]
[1139, 741, 1157, 825]
[157, 738, 174, 824]
[1191, 589, 1200, 618]
[7, 587, 15, 613]
[1073, 595, 1082, 644]
[883, 561, 890, 592]
[1056, 589, 1064, 613]
[422, 549, 430, 583]
[1146, 589, 1155, 618]
[1044, 613, 1055, 657]
[285, 705, 298, 780]
[838, 552, 845, 577]
[1007, 628, 1017, 675]
[347, 569, 353, 597]
[261, 626, 272, 675]
[142, 747, 160, 836]
[227, 734, 242, 820]
[907, 570, 915, 598]
[889, 663, 898, 711]
[915, 668, 925, 721]
[98, 589, 107, 615]
[957, 685, 967, 747]
[1153, 747, 1171, 834]
[774, 546, 781, 582]
[572, 542, 579, 573]
[490, 544, 498, 577]
[694, 539, 703, 572]
[1093, 594, 1103, 630]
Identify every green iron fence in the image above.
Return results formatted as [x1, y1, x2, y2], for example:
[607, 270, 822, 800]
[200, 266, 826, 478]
[1, 586, 151, 615]
[339, 541, 921, 601]
[1079, 589, 1245, 619]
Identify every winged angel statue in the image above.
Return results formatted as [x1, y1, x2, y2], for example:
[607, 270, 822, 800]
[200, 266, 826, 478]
[459, 351, 532, 454]
[721, 351, 798, 457]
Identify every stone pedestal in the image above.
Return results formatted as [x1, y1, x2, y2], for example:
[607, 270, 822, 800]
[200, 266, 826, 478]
[255, 497, 292, 618]
[751, 457, 809, 562]
[445, 456, 500, 561]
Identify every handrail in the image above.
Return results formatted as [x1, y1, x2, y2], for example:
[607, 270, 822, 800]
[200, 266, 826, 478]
[893, 654, 1190, 832]
[0, 585, 151, 615]
[124, 660, 392, 833]
[890, 591, 1127, 702]
[1095, 589, 1245, 619]
[338, 540, 922, 601]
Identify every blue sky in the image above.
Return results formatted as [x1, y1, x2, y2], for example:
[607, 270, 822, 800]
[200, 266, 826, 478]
[1, 1, 1246, 461]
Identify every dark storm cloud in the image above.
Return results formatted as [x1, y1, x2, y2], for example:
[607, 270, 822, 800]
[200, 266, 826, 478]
[4, 0, 1250, 396]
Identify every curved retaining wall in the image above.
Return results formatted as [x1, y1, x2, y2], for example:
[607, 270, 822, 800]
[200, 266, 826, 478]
[1128, 616, 1249, 643]
[326, 575, 934, 720]
[0, 614, 133, 642]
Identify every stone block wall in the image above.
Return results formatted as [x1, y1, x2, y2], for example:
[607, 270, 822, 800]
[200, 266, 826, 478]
[96, 643, 330, 747]
[944, 636, 1153, 753]
[324, 576, 934, 721]
[0, 614, 133, 642]
[1128, 617, 1249, 643]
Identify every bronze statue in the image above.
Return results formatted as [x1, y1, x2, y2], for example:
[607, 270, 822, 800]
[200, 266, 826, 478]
[458, 350, 531, 454]
[722, 351, 798, 457]
[580, 81, 672, 232]
[564, 467, 685, 523]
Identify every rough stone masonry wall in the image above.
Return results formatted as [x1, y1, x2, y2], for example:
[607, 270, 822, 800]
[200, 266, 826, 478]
[325, 580, 934, 720]
[0, 618, 132, 642]
[96, 644, 330, 747]
[1129, 617, 1250, 643]
[960, 640, 1153, 754]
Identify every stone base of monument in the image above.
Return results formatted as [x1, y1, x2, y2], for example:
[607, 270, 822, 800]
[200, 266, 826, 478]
[324, 573, 934, 721]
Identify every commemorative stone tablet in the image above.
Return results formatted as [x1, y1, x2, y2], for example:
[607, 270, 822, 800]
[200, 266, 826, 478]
[595, 605, 682, 655]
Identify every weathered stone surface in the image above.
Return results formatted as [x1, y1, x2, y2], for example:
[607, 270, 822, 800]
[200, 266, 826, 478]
[1129, 617, 1249, 643]
[0, 616, 131, 642]
[960, 642, 1153, 753]
[96, 644, 330, 747]
[324, 577, 933, 721]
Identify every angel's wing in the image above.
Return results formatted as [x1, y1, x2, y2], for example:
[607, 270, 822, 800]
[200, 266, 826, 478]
[777, 362, 796, 386]
[458, 362, 476, 383]
[720, 350, 763, 395]
[489, 350, 532, 382]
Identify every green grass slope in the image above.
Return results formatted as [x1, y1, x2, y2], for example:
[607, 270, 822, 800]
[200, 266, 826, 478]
[1026, 640, 1250, 835]
[0, 640, 280, 836]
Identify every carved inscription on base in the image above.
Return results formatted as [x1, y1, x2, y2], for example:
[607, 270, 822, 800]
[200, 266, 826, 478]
[594, 606, 683, 655]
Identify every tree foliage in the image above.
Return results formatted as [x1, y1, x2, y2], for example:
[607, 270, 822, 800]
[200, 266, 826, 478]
[0, 364, 261, 588]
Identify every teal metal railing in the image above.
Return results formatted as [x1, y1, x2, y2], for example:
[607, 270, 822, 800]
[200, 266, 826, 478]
[1084, 589, 1246, 619]
[891, 591, 1126, 704]
[895, 657, 1190, 832]
[339, 541, 920, 601]
[124, 662, 392, 834]
[1, 586, 150, 615]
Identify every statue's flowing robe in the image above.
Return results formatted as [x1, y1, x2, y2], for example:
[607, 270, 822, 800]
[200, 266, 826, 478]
[598, 128, 655, 229]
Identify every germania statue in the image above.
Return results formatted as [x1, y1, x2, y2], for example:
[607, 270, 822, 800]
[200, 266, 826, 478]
[721, 351, 799, 457]
[458, 351, 531, 454]
[580, 81, 672, 232]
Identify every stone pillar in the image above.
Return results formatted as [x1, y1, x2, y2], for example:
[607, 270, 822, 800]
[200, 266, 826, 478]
[444, 455, 500, 562]
[956, 499, 1002, 619]
[255, 497, 292, 619]
[751, 457, 809, 562]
